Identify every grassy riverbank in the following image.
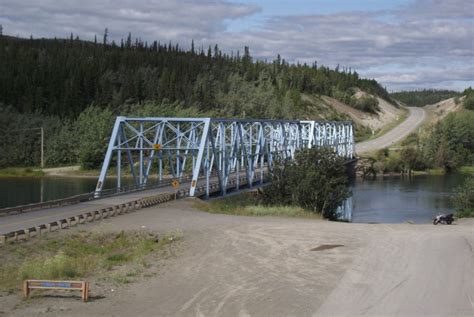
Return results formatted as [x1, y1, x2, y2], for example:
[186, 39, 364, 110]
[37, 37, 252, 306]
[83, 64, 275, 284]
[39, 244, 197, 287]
[195, 192, 321, 219]
[0, 167, 44, 177]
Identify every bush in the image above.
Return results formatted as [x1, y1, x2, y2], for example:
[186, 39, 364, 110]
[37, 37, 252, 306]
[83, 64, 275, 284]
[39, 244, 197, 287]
[262, 148, 351, 219]
[452, 177, 474, 218]
[353, 96, 380, 113]
[463, 97, 474, 110]
[400, 147, 426, 170]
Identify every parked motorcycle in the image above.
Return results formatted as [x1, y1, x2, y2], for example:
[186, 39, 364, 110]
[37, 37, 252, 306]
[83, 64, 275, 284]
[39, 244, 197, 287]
[432, 213, 454, 225]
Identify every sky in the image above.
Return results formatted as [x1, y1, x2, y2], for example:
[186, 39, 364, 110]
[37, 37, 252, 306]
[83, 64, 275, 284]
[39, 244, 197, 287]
[0, 0, 473, 91]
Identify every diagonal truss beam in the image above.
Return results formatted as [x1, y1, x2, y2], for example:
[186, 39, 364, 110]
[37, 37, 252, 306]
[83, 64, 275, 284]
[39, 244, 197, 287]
[95, 117, 354, 198]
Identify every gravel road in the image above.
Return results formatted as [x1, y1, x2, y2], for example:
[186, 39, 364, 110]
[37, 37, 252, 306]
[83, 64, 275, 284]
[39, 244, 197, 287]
[356, 107, 426, 154]
[3, 199, 472, 316]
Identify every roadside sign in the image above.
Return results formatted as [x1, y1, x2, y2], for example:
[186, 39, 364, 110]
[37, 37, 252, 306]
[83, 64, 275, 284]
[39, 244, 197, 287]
[23, 279, 89, 302]
[172, 179, 179, 189]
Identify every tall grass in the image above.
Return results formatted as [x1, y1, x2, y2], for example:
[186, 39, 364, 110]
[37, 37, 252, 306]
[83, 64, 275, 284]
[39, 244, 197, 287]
[0, 230, 181, 291]
[195, 192, 321, 219]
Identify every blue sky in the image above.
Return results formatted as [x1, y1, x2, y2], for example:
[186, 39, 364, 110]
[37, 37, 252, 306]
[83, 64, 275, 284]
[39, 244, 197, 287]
[0, 0, 472, 91]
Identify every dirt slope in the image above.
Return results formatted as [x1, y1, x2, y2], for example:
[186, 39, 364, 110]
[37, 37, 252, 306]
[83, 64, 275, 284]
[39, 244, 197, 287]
[424, 96, 463, 123]
[319, 95, 404, 130]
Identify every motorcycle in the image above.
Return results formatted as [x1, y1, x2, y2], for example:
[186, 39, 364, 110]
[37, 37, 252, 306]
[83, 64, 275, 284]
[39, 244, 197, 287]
[432, 213, 454, 225]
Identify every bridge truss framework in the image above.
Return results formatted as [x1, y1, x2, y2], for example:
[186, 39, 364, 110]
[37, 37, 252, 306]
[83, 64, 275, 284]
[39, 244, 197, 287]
[95, 117, 354, 198]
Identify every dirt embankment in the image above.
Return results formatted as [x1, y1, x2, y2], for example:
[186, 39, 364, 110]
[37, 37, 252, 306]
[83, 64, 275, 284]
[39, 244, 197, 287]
[424, 96, 463, 124]
[1, 199, 473, 316]
[320, 95, 404, 131]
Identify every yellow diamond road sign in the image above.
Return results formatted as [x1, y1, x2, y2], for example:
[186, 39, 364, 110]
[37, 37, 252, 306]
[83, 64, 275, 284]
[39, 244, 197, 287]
[172, 180, 179, 189]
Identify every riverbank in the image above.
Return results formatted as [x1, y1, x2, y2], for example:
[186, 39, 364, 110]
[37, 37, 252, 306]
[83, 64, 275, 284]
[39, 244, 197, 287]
[0, 168, 44, 177]
[1, 199, 472, 316]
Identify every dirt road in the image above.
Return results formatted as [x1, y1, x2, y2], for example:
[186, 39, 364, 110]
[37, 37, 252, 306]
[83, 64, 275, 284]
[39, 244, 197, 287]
[356, 107, 426, 154]
[3, 199, 472, 316]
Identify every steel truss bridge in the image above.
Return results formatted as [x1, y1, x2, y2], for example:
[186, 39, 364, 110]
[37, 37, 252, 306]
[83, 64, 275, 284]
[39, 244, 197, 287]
[95, 117, 355, 199]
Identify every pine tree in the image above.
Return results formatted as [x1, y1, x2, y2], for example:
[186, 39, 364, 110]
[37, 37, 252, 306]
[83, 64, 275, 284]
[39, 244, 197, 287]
[103, 27, 108, 45]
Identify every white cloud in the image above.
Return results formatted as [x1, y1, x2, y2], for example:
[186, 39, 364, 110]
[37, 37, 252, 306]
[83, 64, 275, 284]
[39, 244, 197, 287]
[0, 0, 260, 41]
[0, 0, 472, 90]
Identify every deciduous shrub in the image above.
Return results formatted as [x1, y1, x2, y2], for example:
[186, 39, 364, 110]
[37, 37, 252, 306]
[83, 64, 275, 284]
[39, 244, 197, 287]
[262, 148, 351, 220]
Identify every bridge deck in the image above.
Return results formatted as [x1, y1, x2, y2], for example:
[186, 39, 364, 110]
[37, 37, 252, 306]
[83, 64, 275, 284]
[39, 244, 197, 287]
[0, 173, 245, 236]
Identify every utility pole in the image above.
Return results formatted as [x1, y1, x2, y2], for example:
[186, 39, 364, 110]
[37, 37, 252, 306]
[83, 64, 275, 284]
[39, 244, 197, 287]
[40, 127, 44, 168]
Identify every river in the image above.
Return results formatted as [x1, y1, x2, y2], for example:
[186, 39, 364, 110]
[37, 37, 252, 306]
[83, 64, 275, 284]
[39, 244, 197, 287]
[0, 174, 468, 223]
[350, 174, 468, 223]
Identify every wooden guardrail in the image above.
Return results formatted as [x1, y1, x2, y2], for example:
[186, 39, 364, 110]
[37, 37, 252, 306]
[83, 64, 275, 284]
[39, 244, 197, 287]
[0, 172, 268, 245]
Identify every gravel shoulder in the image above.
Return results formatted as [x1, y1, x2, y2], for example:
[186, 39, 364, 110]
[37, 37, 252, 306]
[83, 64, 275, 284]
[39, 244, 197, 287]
[1, 199, 473, 316]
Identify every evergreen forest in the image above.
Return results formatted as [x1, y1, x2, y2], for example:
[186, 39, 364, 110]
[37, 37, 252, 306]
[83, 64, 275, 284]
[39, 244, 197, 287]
[0, 34, 390, 168]
[390, 89, 460, 107]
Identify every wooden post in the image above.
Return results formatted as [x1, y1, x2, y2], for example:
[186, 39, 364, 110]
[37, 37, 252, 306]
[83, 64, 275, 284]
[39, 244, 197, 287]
[23, 280, 29, 299]
[82, 282, 89, 302]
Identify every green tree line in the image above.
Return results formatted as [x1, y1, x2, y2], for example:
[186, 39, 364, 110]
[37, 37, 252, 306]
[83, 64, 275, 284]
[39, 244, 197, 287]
[390, 89, 460, 107]
[0, 34, 390, 117]
[0, 33, 392, 168]
[371, 109, 474, 174]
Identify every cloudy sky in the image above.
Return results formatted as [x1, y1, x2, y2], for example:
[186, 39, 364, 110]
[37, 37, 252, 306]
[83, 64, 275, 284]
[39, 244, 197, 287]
[1, 0, 473, 91]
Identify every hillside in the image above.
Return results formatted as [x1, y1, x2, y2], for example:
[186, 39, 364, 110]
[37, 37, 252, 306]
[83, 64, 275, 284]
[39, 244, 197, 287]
[423, 97, 464, 124]
[0, 34, 399, 168]
[0, 35, 391, 119]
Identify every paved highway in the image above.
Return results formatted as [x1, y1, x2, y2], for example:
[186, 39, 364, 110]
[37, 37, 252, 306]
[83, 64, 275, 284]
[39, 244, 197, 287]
[0, 185, 177, 235]
[356, 107, 426, 154]
[0, 172, 257, 236]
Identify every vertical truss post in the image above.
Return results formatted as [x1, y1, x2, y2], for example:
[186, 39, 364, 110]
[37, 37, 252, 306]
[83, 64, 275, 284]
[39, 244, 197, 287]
[139, 122, 144, 186]
[117, 128, 121, 190]
[95, 117, 354, 198]
[95, 116, 124, 197]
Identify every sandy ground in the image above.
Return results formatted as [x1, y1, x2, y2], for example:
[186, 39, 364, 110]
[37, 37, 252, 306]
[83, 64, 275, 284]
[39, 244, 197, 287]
[1, 199, 473, 316]
[41, 166, 81, 176]
[321, 95, 404, 131]
[424, 97, 463, 124]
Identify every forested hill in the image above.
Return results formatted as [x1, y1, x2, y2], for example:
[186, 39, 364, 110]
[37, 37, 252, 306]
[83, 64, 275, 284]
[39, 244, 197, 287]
[0, 35, 390, 119]
[390, 89, 460, 108]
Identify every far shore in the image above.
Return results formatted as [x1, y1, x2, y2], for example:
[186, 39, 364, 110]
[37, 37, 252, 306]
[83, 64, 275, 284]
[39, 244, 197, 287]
[1, 165, 473, 179]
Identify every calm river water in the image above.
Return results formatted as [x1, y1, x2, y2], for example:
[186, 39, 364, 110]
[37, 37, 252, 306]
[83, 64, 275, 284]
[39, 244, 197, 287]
[0, 174, 468, 223]
[350, 173, 468, 223]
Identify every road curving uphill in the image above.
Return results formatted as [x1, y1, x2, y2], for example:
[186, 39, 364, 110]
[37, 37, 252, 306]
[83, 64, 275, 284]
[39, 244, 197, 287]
[356, 107, 426, 154]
